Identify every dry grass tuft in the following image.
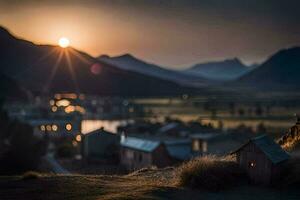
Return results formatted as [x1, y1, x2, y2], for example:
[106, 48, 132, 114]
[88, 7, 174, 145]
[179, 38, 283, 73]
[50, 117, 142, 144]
[21, 171, 42, 180]
[175, 155, 246, 191]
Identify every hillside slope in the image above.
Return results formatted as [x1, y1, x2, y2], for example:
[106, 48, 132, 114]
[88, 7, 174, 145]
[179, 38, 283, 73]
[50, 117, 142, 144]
[185, 58, 251, 81]
[98, 54, 208, 87]
[237, 47, 300, 90]
[0, 26, 196, 96]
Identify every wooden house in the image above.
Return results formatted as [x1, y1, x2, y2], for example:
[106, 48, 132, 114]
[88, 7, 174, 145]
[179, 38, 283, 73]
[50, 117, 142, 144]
[82, 128, 120, 163]
[232, 135, 290, 185]
[120, 137, 173, 170]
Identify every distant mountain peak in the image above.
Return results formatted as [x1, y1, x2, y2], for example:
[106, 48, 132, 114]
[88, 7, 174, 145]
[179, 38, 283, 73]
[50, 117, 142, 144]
[98, 54, 110, 59]
[237, 46, 300, 90]
[185, 57, 249, 81]
[114, 53, 141, 62]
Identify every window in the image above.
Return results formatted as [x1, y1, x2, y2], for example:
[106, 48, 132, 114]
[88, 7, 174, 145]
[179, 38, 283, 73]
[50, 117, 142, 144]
[139, 154, 143, 162]
[66, 123, 72, 131]
[202, 141, 207, 153]
[248, 161, 256, 168]
[125, 150, 134, 159]
[192, 140, 200, 151]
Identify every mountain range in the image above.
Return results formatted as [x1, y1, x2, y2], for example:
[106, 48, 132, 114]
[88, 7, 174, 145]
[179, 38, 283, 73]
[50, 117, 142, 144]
[0, 26, 198, 97]
[1, 25, 300, 97]
[237, 47, 300, 90]
[98, 54, 208, 87]
[184, 58, 253, 81]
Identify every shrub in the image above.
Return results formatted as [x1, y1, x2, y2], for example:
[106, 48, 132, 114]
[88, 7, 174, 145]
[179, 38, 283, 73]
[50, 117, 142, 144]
[176, 156, 246, 191]
[21, 171, 41, 180]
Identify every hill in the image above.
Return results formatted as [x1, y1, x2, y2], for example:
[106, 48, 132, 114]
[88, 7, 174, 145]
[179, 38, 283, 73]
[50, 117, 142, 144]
[98, 54, 209, 87]
[185, 58, 251, 81]
[0, 72, 26, 99]
[0, 167, 299, 200]
[237, 47, 300, 90]
[0, 26, 197, 96]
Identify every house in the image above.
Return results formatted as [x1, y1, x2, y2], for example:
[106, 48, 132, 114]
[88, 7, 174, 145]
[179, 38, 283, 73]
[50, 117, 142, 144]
[190, 133, 242, 156]
[120, 137, 172, 170]
[82, 128, 120, 163]
[158, 122, 188, 137]
[164, 139, 193, 161]
[232, 135, 290, 185]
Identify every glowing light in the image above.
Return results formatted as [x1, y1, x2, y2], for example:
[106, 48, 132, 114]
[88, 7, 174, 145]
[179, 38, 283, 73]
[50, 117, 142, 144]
[40, 125, 46, 131]
[90, 63, 102, 75]
[65, 105, 75, 113]
[58, 37, 70, 48]
[56, 99, 71, 107]
[52, 124, 58, 131]
[66, 123, 72, 131]
[76, 135, 82, 142]
[46, 125, 52, 131]
[49, 99, 55, 106]
[55, 94, 62, 99]
[51, 106, 58, 112]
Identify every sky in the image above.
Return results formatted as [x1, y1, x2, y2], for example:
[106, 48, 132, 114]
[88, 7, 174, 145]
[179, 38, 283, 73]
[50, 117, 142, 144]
[0, 0, 300, 69]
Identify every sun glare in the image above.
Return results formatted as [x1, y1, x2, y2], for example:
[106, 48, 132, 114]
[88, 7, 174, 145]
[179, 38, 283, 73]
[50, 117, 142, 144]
[58, 37, 70, 48]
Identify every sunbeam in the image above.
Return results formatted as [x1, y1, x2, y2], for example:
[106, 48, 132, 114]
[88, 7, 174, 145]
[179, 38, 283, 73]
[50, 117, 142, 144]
[69, 48, 92, 65]
[43, 50, 64, 94]
[65, 50, 80, 94]
[13, 47, 59, 79]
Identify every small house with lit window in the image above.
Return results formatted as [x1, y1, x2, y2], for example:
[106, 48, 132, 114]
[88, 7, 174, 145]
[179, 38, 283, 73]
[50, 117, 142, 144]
[232, 135, 290, 185]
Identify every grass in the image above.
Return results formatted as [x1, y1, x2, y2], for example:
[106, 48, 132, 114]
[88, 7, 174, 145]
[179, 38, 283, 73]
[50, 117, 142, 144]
[175, 156, 247, 191]
[0, 169, 299, 200]
[21, 171, 42, 180]
[1, 156, 300, 199]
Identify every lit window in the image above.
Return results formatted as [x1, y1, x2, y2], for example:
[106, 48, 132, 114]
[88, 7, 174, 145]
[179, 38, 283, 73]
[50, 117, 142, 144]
[192, 140, 200, 151]
[51, 106, 58, 112]
[49, 99, 55, 106]
[46, 125, 52, 131]
[52, 125, 58, 131]
[202, 141, 208, 153]
[76, 135, 82, 142]
[40, 125, 46, 131]
[66, 123, 72, 131]
[56, 99, 70, 107]
[249, 161, 256, 168]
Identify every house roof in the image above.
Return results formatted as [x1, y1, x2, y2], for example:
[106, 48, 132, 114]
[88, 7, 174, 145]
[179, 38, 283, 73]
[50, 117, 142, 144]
[120, 137, 161, 152]
[158, 122, 180, 133]
[233, 135, 290, 164]
[84, 128, 116, 137]
[165, 140, 192, 160]
[190, 133, 218, 140]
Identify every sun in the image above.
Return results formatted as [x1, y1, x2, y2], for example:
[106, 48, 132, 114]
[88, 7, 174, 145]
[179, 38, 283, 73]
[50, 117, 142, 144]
[58, 37, 70, 48]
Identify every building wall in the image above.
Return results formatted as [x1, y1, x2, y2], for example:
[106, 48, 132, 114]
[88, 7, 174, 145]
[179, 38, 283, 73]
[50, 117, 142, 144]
[152, 145, 174, 167]
[120, 145, 172, 171]
[83, 132, 120, 161]
[237, 142, 273, 184]
[120, 147, 152, 170]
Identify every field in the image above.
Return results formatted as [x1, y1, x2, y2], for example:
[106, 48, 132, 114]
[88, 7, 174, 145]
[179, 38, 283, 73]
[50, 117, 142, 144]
[1, 168, 299, 200]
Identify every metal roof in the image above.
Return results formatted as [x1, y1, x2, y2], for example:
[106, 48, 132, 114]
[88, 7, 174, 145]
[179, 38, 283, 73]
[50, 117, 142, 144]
[166, 143, 192, 160]
[120, 137, 160, 152]
[190, 133, 218, 140]
[234, 135, 290, 164]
